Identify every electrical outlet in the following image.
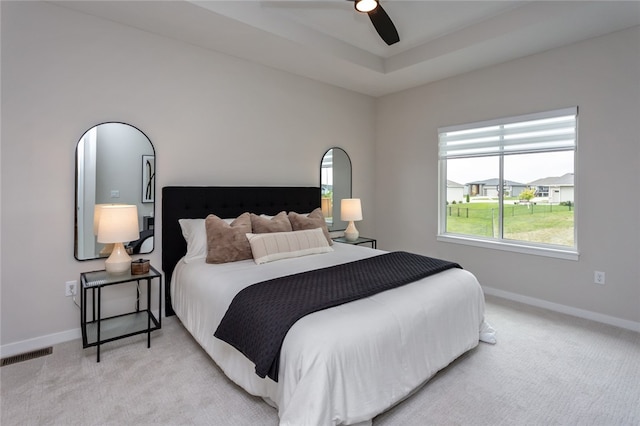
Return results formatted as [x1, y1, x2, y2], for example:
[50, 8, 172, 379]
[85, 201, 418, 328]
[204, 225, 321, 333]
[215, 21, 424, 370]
[65, 280, 77, 297]
[594, 271, 605, 285]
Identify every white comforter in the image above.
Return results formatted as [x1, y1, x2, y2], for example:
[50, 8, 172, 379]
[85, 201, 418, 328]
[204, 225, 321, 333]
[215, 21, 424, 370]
[171, 243, 491, 425]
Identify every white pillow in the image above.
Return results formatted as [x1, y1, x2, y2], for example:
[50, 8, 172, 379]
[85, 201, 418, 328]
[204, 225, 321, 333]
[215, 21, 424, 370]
[246, 228, 333, 265]
[179, 218, 233, 263]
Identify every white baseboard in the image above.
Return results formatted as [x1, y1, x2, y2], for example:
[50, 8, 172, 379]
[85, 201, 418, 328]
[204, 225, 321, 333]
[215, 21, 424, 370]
[483, 286, 640, 333]
[1, 328, 82, 359]
[0, 309, 162, 359]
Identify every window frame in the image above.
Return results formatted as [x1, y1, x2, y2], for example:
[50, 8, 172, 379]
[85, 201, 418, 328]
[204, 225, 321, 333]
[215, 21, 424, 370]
[437, 107, 579, 261]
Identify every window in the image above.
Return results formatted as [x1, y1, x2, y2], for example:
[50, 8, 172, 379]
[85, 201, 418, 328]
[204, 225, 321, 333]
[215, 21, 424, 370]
[438, 107, 577, 259]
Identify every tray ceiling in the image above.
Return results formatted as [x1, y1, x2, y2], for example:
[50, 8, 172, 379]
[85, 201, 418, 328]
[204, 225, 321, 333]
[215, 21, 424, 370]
[52, 1, 640, 97]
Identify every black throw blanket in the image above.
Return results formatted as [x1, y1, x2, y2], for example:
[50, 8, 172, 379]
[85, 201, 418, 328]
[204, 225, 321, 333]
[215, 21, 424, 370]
[214, 251, 461, 381]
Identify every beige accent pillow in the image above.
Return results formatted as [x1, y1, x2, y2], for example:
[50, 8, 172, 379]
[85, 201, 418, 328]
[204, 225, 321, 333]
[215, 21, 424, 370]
[246, 228, 333, 265]
[205, 213, 252, 264]
[250, 211, 293, 234]
[288, 208, 333, 245]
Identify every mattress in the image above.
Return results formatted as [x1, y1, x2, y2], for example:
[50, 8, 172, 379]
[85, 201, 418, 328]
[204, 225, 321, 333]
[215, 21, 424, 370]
[171, 243, 491, 425]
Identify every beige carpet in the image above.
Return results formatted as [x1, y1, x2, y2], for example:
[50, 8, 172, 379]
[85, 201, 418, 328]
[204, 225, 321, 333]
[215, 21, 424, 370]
[2, 296, 639, 425]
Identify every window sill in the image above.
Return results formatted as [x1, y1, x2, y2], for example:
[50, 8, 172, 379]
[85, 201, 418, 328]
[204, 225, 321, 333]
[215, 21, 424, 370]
[437, 234, 579, 261]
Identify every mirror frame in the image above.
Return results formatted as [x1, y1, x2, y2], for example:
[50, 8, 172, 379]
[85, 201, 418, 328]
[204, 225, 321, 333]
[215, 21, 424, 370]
[320, 147, 352, 231]
[74, 122, 156, 260]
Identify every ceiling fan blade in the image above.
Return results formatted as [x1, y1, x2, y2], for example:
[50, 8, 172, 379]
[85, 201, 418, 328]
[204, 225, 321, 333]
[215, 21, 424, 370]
[368, 4, 399, 45]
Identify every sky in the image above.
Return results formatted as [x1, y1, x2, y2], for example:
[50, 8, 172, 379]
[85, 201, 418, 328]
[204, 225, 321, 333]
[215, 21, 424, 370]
[446, 151, 574, 185]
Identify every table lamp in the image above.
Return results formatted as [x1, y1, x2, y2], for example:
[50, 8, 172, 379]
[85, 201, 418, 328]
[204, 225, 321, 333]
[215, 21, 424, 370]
[341, 198, 362, 242]
[97, 204, 140, 274]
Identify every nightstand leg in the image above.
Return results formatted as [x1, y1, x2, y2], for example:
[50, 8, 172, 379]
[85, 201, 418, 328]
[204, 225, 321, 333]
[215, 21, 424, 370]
[91, 288, 96, 321]
[97, 287, 101, 362]
[136, 280, 140, 312]
[147, 278, 151, 348]
[81, 283, 86, 345]
[158, 275, 162, 328]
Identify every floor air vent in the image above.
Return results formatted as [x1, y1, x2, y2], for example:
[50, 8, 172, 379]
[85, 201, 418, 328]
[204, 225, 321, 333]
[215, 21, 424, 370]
[1, 347, 53, 367]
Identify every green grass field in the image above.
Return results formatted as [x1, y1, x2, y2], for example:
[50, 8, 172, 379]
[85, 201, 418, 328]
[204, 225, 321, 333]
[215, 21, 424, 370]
[446, 202, 574, 246]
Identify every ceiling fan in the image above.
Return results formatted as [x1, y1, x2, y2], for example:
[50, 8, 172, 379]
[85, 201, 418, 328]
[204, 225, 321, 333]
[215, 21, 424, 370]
[351, 0, 400, 46]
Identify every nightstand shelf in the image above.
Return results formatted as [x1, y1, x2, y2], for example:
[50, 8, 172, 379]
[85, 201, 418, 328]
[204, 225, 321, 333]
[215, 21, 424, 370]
[80, 266, 162, 362]
[84, 311, 159, 346]
[332, 236, 377, 249]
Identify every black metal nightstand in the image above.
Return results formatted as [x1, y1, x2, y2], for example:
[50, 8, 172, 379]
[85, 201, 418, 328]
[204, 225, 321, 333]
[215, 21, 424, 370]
[332, 236, 377, 249]
[80, 265, 162, 362]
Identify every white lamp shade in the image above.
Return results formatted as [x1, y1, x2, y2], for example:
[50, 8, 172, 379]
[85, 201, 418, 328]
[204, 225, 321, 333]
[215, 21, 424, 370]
[93, 204, 119, 235]
[93, 205, 104, 236]
[97, 205, 140, 244]
[341, 199, 363, 221]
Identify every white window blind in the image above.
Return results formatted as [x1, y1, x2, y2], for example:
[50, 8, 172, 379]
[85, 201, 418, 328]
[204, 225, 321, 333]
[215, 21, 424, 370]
[439, 107, 577, 159]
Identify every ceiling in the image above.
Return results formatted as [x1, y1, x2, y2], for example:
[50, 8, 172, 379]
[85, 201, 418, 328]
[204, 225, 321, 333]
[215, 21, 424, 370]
[53, 1, 640, 97]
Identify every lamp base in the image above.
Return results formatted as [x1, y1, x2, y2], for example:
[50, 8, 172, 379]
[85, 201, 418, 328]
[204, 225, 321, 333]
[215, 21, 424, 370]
[344, 221, 359, 242]
[99, 243, 114, 257]
[104, 242, 132, 275]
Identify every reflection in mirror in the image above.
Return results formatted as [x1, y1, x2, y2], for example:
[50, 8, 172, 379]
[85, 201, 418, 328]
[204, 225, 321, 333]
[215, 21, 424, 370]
[320, 147, 352, 231]
[75, 122, 155, 260]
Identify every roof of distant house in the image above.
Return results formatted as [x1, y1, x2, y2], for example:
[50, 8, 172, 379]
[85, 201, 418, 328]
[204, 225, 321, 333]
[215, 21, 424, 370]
[528, 173, 574, 186]
[465, 178, 526, 186]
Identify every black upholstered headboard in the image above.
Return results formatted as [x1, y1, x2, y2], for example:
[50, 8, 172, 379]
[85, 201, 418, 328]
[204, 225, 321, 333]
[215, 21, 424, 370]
[162, 186, 321, 316]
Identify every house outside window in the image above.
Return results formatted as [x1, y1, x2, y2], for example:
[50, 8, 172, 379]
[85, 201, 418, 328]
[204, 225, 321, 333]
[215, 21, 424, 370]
[438, 107, 578, 260]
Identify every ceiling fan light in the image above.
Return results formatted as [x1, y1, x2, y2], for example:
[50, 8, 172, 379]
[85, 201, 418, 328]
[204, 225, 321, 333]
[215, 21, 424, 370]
[355, 0, 378, 13]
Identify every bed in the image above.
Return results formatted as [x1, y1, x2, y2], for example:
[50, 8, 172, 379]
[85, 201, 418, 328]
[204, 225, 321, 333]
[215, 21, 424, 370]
[162, 186, 494, 426]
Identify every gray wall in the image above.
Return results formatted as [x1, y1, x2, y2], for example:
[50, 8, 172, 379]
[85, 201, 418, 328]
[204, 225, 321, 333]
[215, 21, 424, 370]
[0, 1, 376, 352]
[375, 26, 640, 327]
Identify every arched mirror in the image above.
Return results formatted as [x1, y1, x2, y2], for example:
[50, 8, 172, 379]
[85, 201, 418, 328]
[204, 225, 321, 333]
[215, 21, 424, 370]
[320, 147, 352, 231]
[75, 122, 155, 260]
